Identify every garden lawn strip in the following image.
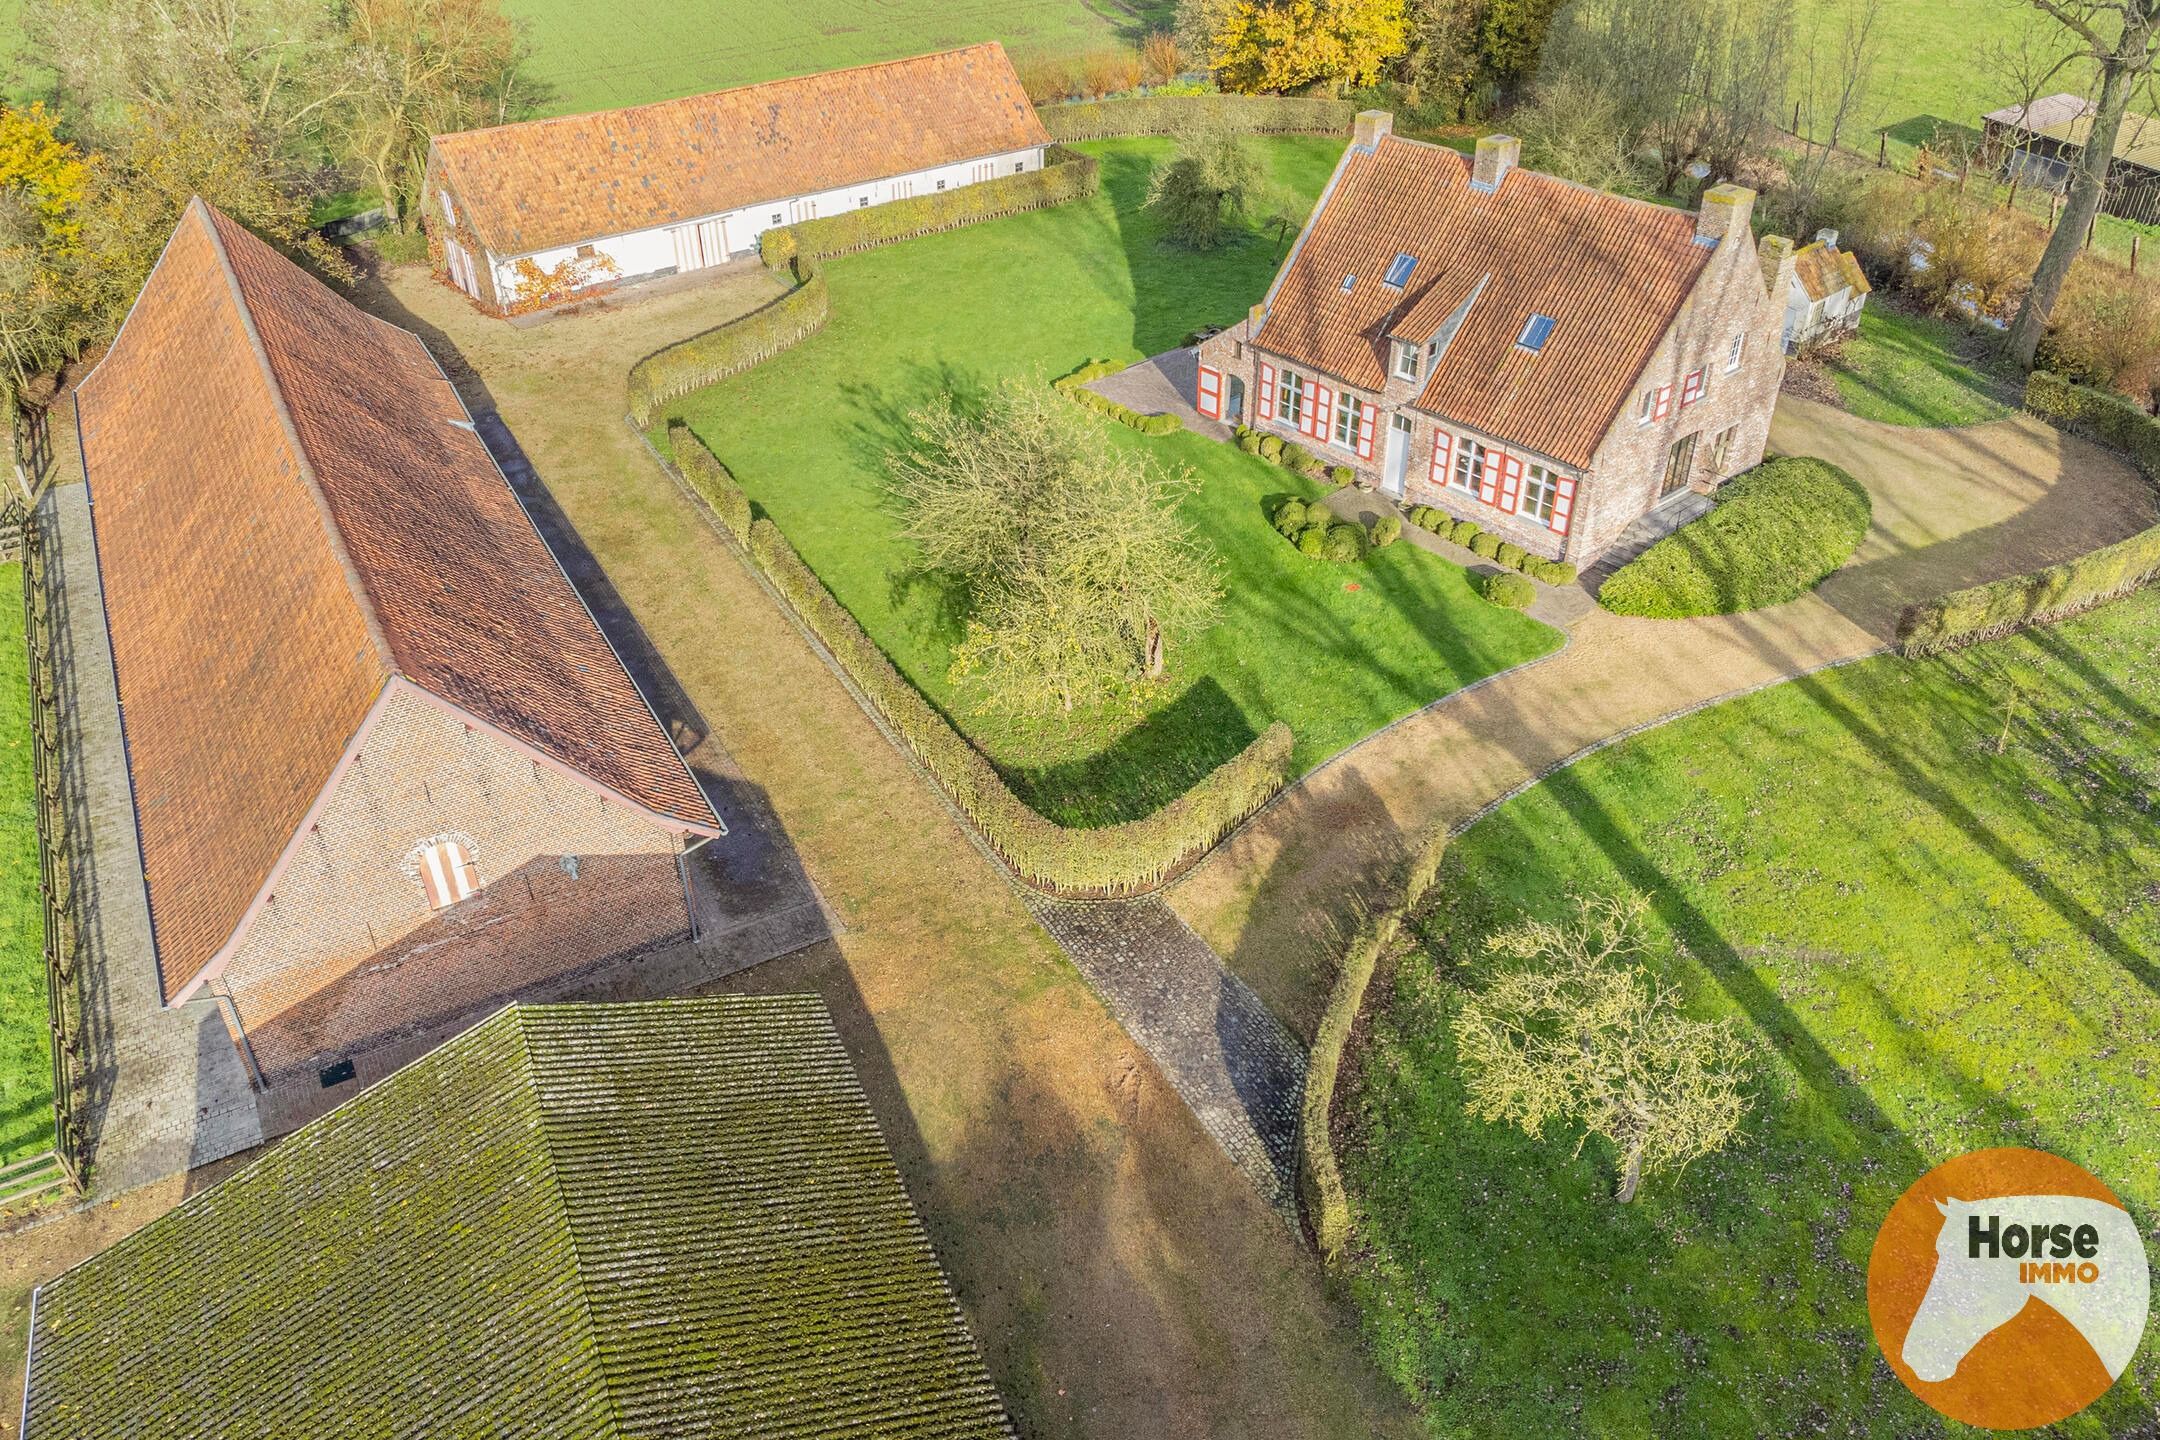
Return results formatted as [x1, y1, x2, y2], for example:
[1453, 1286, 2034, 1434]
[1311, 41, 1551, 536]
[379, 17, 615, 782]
[659, 137, 1556, 829]
[0, 562, 49, 1165]
[1822, 307, 2014, 428]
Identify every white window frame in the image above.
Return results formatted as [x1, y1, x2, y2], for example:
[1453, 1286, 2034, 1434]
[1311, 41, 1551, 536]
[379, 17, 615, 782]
[440, 191, 456, 226]
[1394, 341, 1420, 382]
[1453, 438, 1487, 494]
[1638, 387, 1657, 425]
[1521, 463, 1560, 523]
[1279, 371, 1306, 429]
[1726, 332, 1745, 372]
[1333, 393, 1364, 450]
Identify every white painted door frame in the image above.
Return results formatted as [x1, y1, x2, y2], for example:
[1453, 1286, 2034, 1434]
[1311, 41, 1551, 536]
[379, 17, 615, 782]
[1382, 414, 1413, 498]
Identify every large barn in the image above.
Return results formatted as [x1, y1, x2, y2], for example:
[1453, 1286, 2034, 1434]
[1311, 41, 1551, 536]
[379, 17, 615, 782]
[423, 42, 1052, 315]
[74, 198, 724, 1091]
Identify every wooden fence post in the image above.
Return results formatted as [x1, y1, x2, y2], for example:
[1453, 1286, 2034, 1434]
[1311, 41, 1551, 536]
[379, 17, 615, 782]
[2133, 233, 2141, 273]
[1878, 133, 1887, 167]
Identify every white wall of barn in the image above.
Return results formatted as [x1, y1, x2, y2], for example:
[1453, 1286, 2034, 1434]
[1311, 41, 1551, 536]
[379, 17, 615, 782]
[487, 145, 1047, 296]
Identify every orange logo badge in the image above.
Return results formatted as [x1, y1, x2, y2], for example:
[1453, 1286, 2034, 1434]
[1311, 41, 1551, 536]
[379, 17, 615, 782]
[1867, 1147, 2151, 1429]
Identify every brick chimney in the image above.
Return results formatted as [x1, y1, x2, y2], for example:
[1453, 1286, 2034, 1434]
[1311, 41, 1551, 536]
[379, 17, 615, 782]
[1757, 234, 1796, 295]
[1353, 110, 1394, 151]
[1471, 135, 1520, 192]
[1695, 182, 1757, 246]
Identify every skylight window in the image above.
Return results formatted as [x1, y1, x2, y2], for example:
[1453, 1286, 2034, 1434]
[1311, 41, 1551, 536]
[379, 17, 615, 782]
[1342, 274, 1356, 292]
[1516, 313, 1557, 352]
[1383, 253, 1417, 288]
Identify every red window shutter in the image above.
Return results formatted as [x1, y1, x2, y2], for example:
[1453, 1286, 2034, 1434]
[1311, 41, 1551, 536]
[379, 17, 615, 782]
[1429, 428, 1452, 483]
[1259, 363, 1276, 421]
[1551, 475, 1576, 535]
[1681, 368, 1705, 406]
[1498, 453, 1523, 513]
[1197, 365, 1223, 420]
[1478, 449, 1501, 506]
[1313, 385, 1332, 440]
[1654, 385, 1673, 420]
[1357, 404, 1376, 461]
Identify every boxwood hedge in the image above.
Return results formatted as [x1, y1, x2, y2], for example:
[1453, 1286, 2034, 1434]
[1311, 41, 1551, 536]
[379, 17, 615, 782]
[2025, 369, 2160, 484]
[1599, 457, 1870, 618]
[762, 147, 1101, 267]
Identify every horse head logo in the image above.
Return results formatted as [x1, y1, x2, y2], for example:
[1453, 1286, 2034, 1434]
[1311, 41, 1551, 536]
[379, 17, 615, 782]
[1902, 1195, 2148, 1385]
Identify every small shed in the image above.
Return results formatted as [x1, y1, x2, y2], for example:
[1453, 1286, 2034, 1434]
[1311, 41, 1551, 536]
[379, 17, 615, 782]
[1982, 93, 2160, 224]
[1784, 230, 1871, 351]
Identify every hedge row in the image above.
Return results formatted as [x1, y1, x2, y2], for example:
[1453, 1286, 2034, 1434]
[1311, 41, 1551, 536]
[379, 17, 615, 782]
[1041, 94, 1356, 142]
[1895, 375, 2160, 654]
[760, 147, 1101, 268]
[1600, 457, 1870, 618]
[1404, 505, 1578, 585]
[739, 511, 1294, 891]
[1233, 424, 1352, 485]
[628, 257, 828, 426]
[667, 421, 752, 543]
[1302, 822, 1450, 1264]
[1052, 360, 1181, 435]
[2024, 370, 2160, 486]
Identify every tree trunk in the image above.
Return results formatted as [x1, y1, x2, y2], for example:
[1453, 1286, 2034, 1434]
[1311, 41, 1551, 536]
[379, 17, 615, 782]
[2009, 21, 2149, 367]
[1615, 1139, 1644, 1204]
[1144, 618, 1164, 679]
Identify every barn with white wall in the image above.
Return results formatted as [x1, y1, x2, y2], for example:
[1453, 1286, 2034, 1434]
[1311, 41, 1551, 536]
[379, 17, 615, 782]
[425, 42, 1051, 316]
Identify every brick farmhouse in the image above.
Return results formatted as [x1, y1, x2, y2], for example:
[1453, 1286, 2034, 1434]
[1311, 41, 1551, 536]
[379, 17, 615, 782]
[423, 42, 1051, 315]
[75, 199, 724, 1087]
[1195, 114, 1798, 564]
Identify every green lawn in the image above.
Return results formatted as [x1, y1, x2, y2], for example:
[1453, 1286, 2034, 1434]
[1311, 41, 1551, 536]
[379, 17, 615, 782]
[1343, 588, 2160, 1438]
[506, 0, 1172, 118]
[662, 137, 1557, 827]
[0, 562, 51, 1165]
[1824, 306, 2016, 427]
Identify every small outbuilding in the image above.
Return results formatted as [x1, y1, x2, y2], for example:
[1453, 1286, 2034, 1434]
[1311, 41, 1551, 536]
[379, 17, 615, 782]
[20, 996, 1016, 1439]
[1783, 229, 1871, 351]
[1982, 93, 2160, 223]
[424, 42, 1052, 315]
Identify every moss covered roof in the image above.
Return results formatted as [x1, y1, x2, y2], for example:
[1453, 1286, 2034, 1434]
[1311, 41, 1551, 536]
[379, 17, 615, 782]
[23, 997, 1012, 1439]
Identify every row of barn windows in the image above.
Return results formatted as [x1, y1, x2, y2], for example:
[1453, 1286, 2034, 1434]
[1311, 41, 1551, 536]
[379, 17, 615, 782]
[1247, 361, 1578, 536]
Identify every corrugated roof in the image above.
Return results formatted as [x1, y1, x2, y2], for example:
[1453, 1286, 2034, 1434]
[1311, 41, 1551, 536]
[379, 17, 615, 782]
[1256, 136, 1717, 469]
[1986, 92, 2160, 171]
[1793, 240, 1870, 303]
[24, 996, 1015, 1440]
[76, 200, 718, 1001]
[430, 43, 1052, 257]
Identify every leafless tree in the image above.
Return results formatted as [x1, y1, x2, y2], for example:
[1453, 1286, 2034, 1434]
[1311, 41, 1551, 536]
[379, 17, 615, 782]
[1785, 0, 1886, 226]
[2006, 0, 2160, 366]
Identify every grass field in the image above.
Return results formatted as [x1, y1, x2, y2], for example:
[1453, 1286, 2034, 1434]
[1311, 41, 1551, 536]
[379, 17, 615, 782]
[660, 137, 1557, 826]
[1822, 307, 2017, 427]
[0, 562, 51, 1166]
[1342, 588, 2160, 1437]
[504, 0, 1172, 117]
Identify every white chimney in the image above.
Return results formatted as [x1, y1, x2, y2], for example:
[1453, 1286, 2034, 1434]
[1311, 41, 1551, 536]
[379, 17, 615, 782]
[1816, 228, 1841, 249]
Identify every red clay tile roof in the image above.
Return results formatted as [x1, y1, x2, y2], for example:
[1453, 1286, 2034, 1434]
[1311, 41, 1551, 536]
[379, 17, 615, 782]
[430, 43, 1051, 258]
[1255, 136, 1718, 469]
[78, 200, 718, 1001]
[1793, 240, 1870, 303]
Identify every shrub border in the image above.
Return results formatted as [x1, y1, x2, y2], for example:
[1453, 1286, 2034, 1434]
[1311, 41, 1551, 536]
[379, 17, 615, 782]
[1896, 373, 2160, 655]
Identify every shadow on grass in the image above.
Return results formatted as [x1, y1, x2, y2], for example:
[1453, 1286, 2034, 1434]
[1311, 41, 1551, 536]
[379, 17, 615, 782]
[1880, 115, 1984, 153]
[998, 674, 1260, 827]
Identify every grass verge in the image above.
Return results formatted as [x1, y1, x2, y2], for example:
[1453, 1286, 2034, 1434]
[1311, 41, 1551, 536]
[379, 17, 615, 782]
[1824, 307, 2015, 428]
[0, 563, 51, 1165]
[1341, 587, 2160, 1438]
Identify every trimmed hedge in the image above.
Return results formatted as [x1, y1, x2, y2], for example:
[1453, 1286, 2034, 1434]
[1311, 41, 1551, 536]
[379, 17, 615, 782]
[1040, 94, 1355, 142]
[1600, 457, 1871, 618]
[1302, 822, 1449, 1264]
[1369, 513, 1401, 548]
[734, 511, 1293, 893]
[2025, 369, 2160, 484]
[1053, 361, 1182, 435]
[629, 257, 828, 426]
[1898, 374, 2160, 654]
[1479, 571, 1536, 609]
[667, 421, 752, 543]
[761, 147, 1101, 268]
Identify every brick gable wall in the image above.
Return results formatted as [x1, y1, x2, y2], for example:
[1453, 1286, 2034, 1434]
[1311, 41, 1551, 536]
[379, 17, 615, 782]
[215, 685, 692, 1084]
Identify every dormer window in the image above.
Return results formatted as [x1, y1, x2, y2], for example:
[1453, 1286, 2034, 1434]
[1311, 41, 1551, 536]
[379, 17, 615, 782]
[1394, 340, 1421, 381]
[1383, 253, 1417, 288]
[1515, 314, 1556, 352]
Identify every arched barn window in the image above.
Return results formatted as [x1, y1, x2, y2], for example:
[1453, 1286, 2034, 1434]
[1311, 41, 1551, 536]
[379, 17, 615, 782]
[411, 838, 481, 909]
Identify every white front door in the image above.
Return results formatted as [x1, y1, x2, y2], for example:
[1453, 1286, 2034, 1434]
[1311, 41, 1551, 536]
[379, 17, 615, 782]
[1383, 414, 1413, 498]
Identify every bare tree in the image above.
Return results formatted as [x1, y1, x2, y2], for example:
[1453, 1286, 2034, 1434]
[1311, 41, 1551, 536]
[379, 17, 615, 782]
[2006, 0, 2160, 367]
[1785, 0, 1886, 226]
[1452, 892, 1755, 1203]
